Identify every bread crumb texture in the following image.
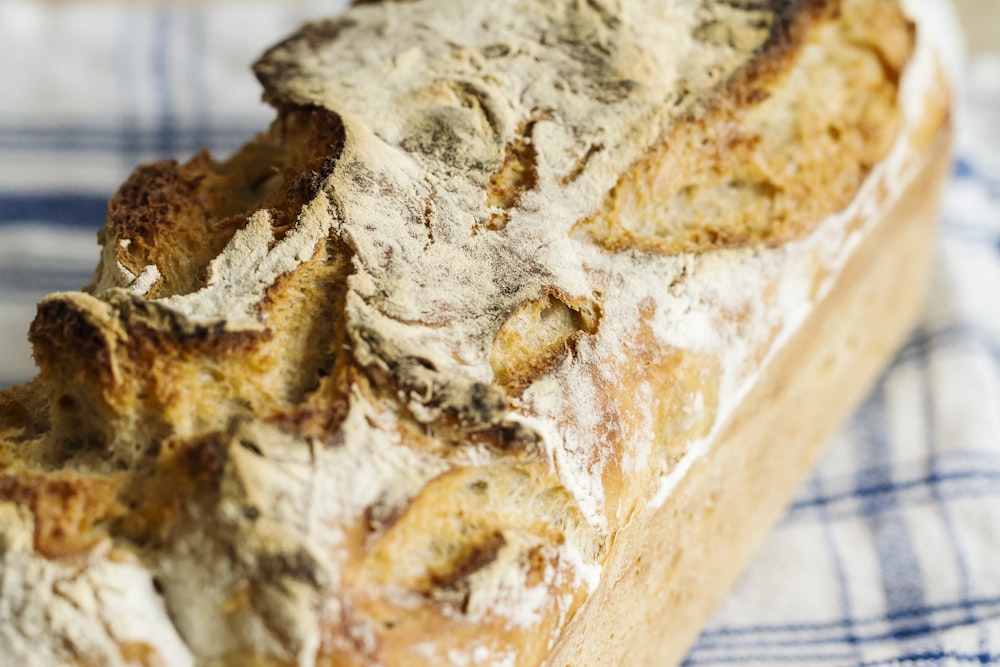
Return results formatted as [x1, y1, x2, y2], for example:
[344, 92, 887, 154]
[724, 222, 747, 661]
[0, 0, 919, 665]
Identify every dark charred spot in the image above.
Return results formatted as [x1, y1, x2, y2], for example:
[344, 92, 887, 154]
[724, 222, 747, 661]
[745, 87, 770, 105]
[482, 43, 512, 58]
[559, 143, 603, 186]
[584, 0, 622, 30]
[239, 440, 264, 457]
[413, 357, 436, 372]
[497, 421, 541, 453]
[364, 494, 409, 534]
[129, 320, 266, 362]
[184, 436, 229, 480]
[430, 530, 506, 593]
[106, 292, 268, 358]
[463, 419, 542, 458]
[453, 381, 508, 427]
[267, 401, 351, 442]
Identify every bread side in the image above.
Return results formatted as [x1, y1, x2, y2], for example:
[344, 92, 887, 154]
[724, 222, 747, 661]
[0, 1, 943, 665]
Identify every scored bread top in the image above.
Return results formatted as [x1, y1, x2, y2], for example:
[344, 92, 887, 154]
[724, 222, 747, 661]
[0, 1, 936, 665]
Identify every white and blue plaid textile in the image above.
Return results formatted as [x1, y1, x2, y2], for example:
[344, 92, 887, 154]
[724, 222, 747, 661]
[1, 2, 997, 666]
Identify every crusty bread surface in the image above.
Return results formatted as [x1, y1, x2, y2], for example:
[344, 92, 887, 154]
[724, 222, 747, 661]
[0, 1, 950, 666]
[548, 123, 953, 667]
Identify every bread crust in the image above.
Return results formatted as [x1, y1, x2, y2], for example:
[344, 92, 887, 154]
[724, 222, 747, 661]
[0, 1, 949, 665]
[547, 118, 953, 667]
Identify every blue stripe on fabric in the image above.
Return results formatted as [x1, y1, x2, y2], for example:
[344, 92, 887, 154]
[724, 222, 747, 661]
[188, 7, 212, 151]
[0, 194, 108, 228]
[942, 220, 1000, 254]
[954, 157, 975, 180]
[696, 596, 1000, 640]
[857, 650, 1000, 666]
[0, 267, 93, 294]
[691, 622, 989, 657]
[953, 157, 1000, 196]
[689, 600, 1000, 652]
[890, 324, 1000, 374]
[787, 469, 1000, 514]
[921, 321, 985, 642]
[686, 652, 1000, 667]
[153, 8, 176, 158]
[687, 477, 861, 665]
[682, 651, 857, 665]
[854, 389, 928, 623]
[814, 470, 863, 655]
[0, 124, 256, 155]
[954, 156, 1000, 189]
[117, 8, 141, 168]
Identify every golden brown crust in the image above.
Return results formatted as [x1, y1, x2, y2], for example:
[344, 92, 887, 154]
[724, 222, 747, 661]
[0, 1, 949, 666]
[0, 471, 120, 558]
[94, 108, 346, 300]
[549, 120, 953, 667]
[576, 0, 915, 253]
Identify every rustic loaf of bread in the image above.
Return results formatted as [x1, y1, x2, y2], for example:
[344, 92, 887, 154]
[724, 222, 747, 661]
[0, 0, 951, 665]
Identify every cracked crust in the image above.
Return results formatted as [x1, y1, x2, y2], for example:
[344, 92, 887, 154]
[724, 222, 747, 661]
[0, 1, 949, 666]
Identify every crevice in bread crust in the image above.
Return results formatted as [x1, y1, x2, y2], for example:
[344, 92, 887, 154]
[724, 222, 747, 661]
[490, 288, 602, 395]
[89, 106, 346, 302]
[484, 117, 543, 231]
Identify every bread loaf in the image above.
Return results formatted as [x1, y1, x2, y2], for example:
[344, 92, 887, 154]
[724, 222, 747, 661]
[0, 0, 951, 665]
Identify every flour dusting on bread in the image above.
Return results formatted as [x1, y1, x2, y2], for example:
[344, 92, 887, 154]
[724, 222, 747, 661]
[0, 1, 945, 665]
